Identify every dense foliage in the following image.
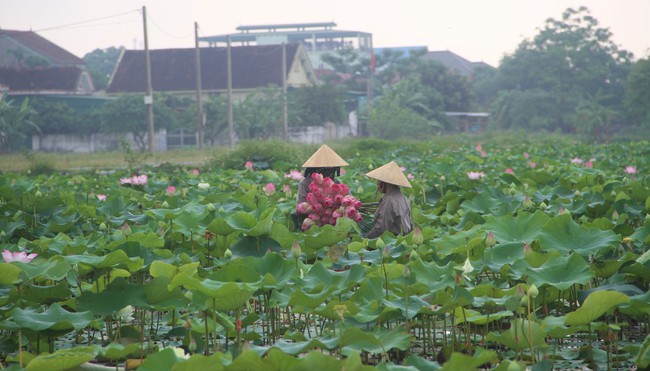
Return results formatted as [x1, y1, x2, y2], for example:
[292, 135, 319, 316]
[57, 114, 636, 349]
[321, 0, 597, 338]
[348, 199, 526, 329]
[1, 136, 649, 370]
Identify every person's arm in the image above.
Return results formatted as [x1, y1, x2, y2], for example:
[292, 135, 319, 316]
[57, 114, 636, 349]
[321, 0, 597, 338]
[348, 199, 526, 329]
[364, 200, 393, 239]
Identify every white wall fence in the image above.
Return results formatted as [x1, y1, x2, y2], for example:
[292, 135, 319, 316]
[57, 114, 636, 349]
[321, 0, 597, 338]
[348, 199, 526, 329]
[31, 123, 356, 153]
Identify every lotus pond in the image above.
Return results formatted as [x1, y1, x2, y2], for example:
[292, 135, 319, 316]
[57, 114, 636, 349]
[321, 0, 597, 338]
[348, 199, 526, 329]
[1, 139, 649, 370]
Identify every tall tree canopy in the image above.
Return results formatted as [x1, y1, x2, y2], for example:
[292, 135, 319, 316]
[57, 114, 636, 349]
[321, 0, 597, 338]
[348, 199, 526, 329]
[491, 7, 632, 134]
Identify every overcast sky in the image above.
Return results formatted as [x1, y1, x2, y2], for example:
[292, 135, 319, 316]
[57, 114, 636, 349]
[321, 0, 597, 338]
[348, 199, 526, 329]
[2, 0, 649, 67]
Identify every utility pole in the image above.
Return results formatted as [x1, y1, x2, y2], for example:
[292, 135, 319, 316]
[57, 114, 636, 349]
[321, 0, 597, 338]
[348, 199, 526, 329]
[142, 6, 155, 153]
[227, 35, 234, 147]
[282, 43, 288, 141]
[194, 22, 204, 149]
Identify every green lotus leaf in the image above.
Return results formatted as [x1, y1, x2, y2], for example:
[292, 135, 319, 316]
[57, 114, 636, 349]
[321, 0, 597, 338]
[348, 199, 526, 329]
[288, 349, 344, 370]
[260, 348, 301, 370]
[631, 223, 650, 244]
[538, 214, 620, 257]
[288, 288, 333, 312]
[10, 303, 93, 336]
[342, 326, 410, 355]
[482, 242, 526, 273]
[255, 337, 340, 355]
[77, 278, 148, 314]
[0, 262, 22, 285]
[26, 346, 98, 371]
[144, 276, 186, 309]
[409, 259, 456, 292]
[440, 347, 498, 371]
[21, 281, 71, 304]
[620, 290, 650, 316]
[269, 222, 297, 249]
[13, 259, 72, 281]
[108, 212, 148, 227]
[453, 307, 513, 325]
[138, 347, 181, 371]
[254, 252, 297, 289]
[636, 333, 650, 369]
[170, 353, 228, 371]
[172, 273, 256, 311]
[484, 211, 549, 244]
[150, 260, 178, 279]
[487, 318, 546, 351]
[564, 290, 630, 326]
[542, 315, 586, 338]
[300, 262, 365, 295]
[246, 208, 275, 237]
[97, 342, 141, 360]
[382, 295, 431, 320]
[63, 250, 142, 271]
[524, 253, 593, 290]
[209, 257, 264, 283]
[303, 218, 356, 252]
[229, 236, 283, 257]
[46, 213, 79, 233]
[172, 207, 209, 236]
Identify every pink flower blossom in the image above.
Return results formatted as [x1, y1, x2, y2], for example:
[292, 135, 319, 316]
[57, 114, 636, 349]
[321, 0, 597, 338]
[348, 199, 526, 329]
[311, 173, 324, 184]
[475, 143, 483, 152]
[585, 161, 593, 168]
[245, 161, 254, 171]
[120, 174, 148, 186]
[528, 161, 537, 169]
[166, 186, 176, 196]
[467, 171, 485, 180]
[285, 170, 304, 180]
[570, 157, 583, 164]
[97, 194, 107, 201]
[296, 202, 312, 214]
[624, 166, 637, 174]
[283, 184, 291, 194]
[2, 249, 38, 263]
[523, 152, 530, 159]
[407, 173, 415, 180]
[192, 168, 200, 175]
[480, 150, 487, 157]
[505, 168, 514, 174]
[340, 168, 346, 175]
[301, 218, 314, 231]
[264, 183, 276, 195]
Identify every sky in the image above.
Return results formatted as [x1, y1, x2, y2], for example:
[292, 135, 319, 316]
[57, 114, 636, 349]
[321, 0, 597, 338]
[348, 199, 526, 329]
[1, 0, 649, 67]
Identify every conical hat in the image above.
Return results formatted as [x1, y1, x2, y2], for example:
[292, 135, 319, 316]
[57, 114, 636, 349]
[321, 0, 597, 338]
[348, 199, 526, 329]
[302, 144, 349, 168]
[365, 161, 412, 188]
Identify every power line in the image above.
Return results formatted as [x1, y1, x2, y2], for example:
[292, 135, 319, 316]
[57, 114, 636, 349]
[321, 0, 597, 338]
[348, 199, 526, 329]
[42, 20, 141, 32]
[146, 13, 193, 40]
[34, 9, 140, 33]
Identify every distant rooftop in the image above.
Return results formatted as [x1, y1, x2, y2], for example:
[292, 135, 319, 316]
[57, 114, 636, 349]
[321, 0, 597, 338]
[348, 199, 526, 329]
[199, 22, 372, 51]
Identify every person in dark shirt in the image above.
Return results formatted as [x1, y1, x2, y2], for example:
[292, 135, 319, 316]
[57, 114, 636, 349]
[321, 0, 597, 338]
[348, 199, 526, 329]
[363, 161, 413, 238]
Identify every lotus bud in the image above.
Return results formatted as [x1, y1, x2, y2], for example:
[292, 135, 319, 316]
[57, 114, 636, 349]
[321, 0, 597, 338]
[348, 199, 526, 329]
[409, 250, 420, 262]
[523, 242, 532, 254]
[291, 241, 301, 259]
[206, 203, 216, 211]
[574, 190, 581, 197]
[224, 248, 233, 258]
[0, 230, 5, 239]
[611, 191, 617, 198]
[462, 258, 474, 275]
[35, 190, 42, 198]
[528, 284, 539, 298]
[161, 201, 169, 208]
[402, 264, 411, 278]
[522, 196, 533, 209]
[539, 201, 547, 209]
[520, 295, 528, 306]
[412, 227, 423, 245]
[612, 210, 619, 221]
[99, 222, 107, 231]
[485, 231, 496, 247]
[368, 164, 373, 170]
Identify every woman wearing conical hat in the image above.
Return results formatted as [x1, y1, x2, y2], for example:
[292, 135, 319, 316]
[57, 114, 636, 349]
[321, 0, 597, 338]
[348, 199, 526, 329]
[296, 144, 349, 204]
[363, 161, 413, 239]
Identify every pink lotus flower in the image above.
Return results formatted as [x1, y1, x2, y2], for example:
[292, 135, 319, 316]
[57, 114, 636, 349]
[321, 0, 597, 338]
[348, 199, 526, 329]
[120, 174, 148, 186]
[311, 173, 324, 185]
[407, 173, 415, 180]
[192, 168, 200, 175]
[297, 175, 362, 230]
[480, 150, 487, 157]
[97, 194, 107, 201]
[624, 166, 637, 174]
[340, 168, 346, 175]
[301, 218, 314, 230]
[285, 170, 304, 180]
[264, 183, 276, 195]
[523, 152, 530, 159]
[505, 168, 514, 174]
[528, 161, 537, 169]
[2, 249, 38, 263]
[467, 171, 485, 180]
[570, 157, 583, 164]
[166, 186, 176, 196]
[585, 161, 593, 168]
[245, 161, 254, 171]
[297, 202, 312, 214]
[475, 143, 483, 152]
[283, 184, 291, 194]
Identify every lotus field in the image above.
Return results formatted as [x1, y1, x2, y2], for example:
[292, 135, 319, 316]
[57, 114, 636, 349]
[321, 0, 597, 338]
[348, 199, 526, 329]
[1, 139, 649, 370]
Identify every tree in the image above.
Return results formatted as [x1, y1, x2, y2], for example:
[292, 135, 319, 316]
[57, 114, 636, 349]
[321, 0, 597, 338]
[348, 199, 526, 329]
[98, 94, 177, 151]
[491, 7, 632, 133]
[83, 47, 124, 90]
[624, 57, 650, 129]
[290, 84, 346, 126]
[320, 49, 371, 93]
[0, 97, 38, 153]
[234, 86, 287, 139]
[367, 98, 441, 140]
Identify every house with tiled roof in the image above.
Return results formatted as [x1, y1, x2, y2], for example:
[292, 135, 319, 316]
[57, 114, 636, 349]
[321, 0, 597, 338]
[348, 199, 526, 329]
[107, 43, 318, 98]
[423, 50, 493, 79]
[0, 29, 96, 96]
